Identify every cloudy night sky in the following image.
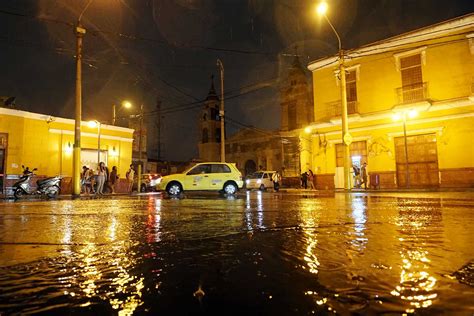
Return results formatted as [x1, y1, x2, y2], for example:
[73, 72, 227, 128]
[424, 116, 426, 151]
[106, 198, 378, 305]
[1, 0, 473, 161]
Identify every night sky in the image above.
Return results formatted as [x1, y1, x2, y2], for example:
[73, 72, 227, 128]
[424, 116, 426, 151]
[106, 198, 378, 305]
[1, 0, 473, 161]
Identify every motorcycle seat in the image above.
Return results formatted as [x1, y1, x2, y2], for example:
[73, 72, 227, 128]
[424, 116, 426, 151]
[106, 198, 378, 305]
[36, 177, 57, 186]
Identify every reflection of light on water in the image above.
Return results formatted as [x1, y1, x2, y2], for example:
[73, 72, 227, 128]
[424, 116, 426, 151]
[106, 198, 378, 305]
[244, 191, 265, 231]
[350, 197, 368, 250]
[300, 203, 320, 275]
[78, 243, 102, 298]
[108, 216, 117, 241]
[392, 208, 438, 313]
[257, 191, 264, 229]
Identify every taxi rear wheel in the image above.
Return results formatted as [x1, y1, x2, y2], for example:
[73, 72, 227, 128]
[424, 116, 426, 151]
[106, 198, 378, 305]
[166, 182, 182, 196]
[223, 182, 237, 195]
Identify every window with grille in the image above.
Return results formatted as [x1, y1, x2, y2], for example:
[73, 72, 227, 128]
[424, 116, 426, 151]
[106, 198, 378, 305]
[336, 141, 367, 167]
[400, 54, 423, 102]
[346, 70, 357, 114]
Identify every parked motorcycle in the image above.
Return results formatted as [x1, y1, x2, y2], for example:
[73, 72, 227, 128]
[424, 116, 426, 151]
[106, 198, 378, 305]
[12, 166, 62, 199]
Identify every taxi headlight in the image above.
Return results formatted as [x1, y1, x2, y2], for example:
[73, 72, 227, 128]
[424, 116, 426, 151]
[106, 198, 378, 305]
[246, 179, 250, 184]
[156, 178, 162, 185]
[257, 179, 262, 184]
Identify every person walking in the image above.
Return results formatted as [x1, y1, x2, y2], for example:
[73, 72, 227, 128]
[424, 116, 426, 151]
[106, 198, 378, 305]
[301, 172, 308, 189]
[109, 166, 118, 194]
[360, 162, 368, 190]
[81, 166, 92, 195]
[126, 164, 135, 193]
[352, 164, 361, 188]
[308, 170, 315, 190]
[96, 162, 107, 195]
[272, 171, 282, 192]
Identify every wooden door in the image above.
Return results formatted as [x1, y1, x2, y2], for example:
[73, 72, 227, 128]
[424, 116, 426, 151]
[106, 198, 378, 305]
[395, 133, 439, 188]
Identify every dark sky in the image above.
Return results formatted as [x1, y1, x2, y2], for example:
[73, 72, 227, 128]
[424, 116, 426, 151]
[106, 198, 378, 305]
[1, 0, 473, 161]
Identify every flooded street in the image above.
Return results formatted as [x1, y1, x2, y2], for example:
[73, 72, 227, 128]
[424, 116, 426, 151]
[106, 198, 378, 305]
[0, 192, 473, 315]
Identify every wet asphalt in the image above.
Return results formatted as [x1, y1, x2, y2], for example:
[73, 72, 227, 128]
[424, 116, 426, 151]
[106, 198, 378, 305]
[0, 190, 473, 315]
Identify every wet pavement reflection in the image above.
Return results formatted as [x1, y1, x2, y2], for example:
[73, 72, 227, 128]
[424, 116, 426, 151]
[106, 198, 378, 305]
[0, 192, 473, 314]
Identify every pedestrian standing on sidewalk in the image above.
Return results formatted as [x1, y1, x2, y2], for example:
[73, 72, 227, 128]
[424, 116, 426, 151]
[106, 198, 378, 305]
[272, 171, 282, 192]
[96, 162, 106, 195]
[109, 166, 118, 194]
[301, 172, 308, 189]
[126, 164, 135, 193]
[308, 170, 315, 190]
[360, 162, 368, 190]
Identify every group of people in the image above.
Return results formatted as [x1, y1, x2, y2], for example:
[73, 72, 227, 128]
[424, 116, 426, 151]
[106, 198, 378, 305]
[352, 162, 368, 189]
[81, 163, 136, 195]
[301, 170, 315, 189]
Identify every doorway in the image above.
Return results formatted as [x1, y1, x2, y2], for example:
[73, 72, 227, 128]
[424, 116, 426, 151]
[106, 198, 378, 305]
[244, 160, 257, 176]
[395, 133, 439, 188]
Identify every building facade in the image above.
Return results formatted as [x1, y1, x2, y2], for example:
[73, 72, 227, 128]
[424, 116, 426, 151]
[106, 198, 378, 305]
[302, 14, 474, 189]
[0, 107, 134, 195]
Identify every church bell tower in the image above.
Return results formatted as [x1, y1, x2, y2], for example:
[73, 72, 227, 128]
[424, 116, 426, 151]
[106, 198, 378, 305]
[198, 76, 221, 161]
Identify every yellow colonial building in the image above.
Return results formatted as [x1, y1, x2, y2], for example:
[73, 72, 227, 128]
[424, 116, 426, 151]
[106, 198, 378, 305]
[302, 14, 474, 189]
[0, 107, 134, 195]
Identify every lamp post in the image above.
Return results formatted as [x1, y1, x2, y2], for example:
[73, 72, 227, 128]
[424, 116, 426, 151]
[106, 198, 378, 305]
[73, 0, 94, 197]
[317, 1, 352, 190]
[137, 104, 144, 192]
[88, 120, 101, 168]
[112, 100, 132, 126]
[216, 59, 225, 162]
[393, 109, 417, 188]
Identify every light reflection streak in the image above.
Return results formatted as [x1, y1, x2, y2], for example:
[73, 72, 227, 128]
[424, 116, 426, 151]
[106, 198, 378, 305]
[244, 191, 266, 231]
[391, 201, 439, 313]
[300, 201, 320, 275]
[350, 196, 368, 251]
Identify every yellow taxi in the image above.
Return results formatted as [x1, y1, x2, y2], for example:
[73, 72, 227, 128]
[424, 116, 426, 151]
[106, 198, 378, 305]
[156, 162, 244, 196]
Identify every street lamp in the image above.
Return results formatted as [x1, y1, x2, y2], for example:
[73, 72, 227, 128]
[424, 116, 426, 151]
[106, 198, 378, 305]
[316, 1, 352, 190]
[88, 120, 101, 168]
[216, 59, 225, 162]
[73, 0, 94, 197]
[392, 109, 418, 188]
[112, 100, 132, 125]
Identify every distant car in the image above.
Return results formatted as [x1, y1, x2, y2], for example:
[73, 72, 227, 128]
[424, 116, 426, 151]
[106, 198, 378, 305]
[156, 162, 243, 196]
[245, 171, 275, 191]
[133, 173, 161, 192]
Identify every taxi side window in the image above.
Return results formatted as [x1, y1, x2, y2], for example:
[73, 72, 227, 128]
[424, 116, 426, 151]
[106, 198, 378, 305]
[187, 164, 211, 175]
[211, 164, 231, 173]
[263, 173, 269, 178]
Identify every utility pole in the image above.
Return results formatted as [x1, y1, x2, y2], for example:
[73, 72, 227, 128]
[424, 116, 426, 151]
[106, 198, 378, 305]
[112, 104, 116, 125]
[73, 0, 93, 197]
[339, 50, 352, 190]
[73, 21, 86, 197]
[137, 104, 144, 192]
[156, 98, 161, 161]
[217, 59, 225, 162]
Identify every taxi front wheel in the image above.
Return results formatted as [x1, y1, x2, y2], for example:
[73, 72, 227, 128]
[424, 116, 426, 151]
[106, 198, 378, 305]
[223, 182, 237, 195]
[166, 182, 182, 196]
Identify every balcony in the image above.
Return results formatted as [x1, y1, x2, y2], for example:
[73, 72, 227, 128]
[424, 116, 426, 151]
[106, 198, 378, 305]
[396, 82, 428, 104]
[316, 100, 359, 122]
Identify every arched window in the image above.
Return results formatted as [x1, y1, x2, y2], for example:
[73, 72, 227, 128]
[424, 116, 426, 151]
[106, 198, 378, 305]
[203, 113, 207, 121]
[202, 128, 209, 143]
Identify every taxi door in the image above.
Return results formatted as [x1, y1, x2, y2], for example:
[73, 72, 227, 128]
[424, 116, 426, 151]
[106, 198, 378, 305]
[184, 164, 211, 190]
[207, 164, 231, 190]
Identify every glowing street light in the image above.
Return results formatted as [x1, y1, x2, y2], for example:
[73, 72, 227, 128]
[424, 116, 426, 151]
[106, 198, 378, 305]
[392, 109, 418, 188]
[316, 1, 351, 190]
[112, 100, 133, 125]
